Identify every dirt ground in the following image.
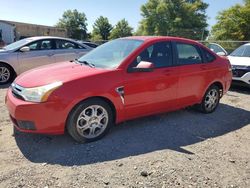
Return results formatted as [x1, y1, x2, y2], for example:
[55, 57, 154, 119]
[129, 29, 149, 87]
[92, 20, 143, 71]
[0, 84, 249, 188]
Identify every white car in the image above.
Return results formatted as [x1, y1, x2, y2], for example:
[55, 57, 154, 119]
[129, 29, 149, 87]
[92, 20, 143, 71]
[0, 36, 92, 85]
[228, 43, 250, 87]
[208, 43, 228, 56]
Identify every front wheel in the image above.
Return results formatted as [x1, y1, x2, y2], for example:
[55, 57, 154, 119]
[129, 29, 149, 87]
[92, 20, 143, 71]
[67, 98, 114, 143]
[198, 85, 220, 113]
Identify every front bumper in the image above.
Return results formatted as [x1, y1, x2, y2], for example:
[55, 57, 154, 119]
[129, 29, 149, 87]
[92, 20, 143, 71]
[232, 70, 250, 86]
[5, 88, 66, 135]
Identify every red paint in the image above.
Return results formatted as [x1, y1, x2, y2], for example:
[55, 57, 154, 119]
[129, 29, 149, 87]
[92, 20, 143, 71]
[5, 36, 232, 135]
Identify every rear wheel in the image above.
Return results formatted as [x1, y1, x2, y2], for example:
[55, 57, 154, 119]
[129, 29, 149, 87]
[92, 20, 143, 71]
[198, 85, 220, 113]
[67, 98, 114, 143]
[0, 63, 15, 85]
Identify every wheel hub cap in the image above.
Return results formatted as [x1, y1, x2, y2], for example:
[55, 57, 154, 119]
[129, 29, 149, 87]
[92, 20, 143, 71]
[76, 105, 108, 139]
[205, 89, 219, 111]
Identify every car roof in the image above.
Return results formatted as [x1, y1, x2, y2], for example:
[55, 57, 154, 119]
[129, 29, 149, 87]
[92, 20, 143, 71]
[24, 36, 90, 48]
[124, 36, 199, 44]
[26, 36, 78, 42]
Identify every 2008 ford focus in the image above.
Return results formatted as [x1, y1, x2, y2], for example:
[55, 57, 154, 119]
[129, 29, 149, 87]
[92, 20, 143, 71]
[5, 36, 232, 143]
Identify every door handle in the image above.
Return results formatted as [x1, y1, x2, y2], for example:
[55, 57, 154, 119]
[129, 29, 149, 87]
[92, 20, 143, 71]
[164, 70, 172, 76]
[201, 65, 209, 70]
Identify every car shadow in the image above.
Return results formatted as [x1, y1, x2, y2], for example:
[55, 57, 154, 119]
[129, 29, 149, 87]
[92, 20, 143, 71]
[15, 103, 250, 166]
[230, 84, 250, 95]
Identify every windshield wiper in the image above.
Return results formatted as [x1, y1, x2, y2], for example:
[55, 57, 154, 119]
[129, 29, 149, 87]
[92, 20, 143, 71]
[73, 59, 95, 68]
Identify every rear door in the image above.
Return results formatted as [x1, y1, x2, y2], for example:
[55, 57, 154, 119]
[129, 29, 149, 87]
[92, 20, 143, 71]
[18, 39, 56, 73]
[54, 39, 88, 62]
[75, 43, 91, 58]
[124, 41, 179, 119]
[173, 42, 208, 106]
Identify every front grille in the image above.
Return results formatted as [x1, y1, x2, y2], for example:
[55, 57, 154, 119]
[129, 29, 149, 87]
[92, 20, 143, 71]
[232, 69, 248, 78]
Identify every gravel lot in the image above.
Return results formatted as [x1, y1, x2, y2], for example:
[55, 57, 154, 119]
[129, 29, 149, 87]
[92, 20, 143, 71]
[0, 84, 250, 188]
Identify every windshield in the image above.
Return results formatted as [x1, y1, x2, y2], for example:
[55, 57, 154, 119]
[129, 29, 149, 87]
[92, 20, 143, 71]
[78, 39, 144, 68]
[3, 38, 33, 51]
[230, 45, 250, 57]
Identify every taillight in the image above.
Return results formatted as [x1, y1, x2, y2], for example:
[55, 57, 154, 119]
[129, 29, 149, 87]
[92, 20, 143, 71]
[222, 56, 232, 72]
[228, 61, 232, 71]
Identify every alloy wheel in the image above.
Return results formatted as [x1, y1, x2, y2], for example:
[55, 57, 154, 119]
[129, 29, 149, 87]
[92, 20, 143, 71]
[76, 105, 109, 139]
[0, 67, 10, 83]
[204, 89, 219, 111]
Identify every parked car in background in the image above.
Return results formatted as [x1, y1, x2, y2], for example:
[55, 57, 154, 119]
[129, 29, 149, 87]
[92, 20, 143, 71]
[0, 36, 92, 85]
[208, 43, 228, 56]
[228, 43, 250, 87]
[6, 36, 232, 143]
[78, 41, 99, 48]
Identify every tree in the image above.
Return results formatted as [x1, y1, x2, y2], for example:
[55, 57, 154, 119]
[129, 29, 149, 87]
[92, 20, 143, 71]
[92, 16, 112, 40]
[211, 0, 250, 41]
[56, 9, 88, 40]
[137, 0, 209, 40]
[110, 19, 133, 39]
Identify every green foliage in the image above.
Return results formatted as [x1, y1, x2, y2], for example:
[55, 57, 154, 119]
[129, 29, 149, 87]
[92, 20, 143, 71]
[137, 0, 208, 40]
[56, 9, 88, 40]
[211, 1, 250, 41]
[110, 19, 133, 39]
[92, 16, 113, 40]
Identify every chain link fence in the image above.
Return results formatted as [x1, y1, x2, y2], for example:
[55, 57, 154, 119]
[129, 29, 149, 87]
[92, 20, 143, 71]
[201, 41, 249, 54]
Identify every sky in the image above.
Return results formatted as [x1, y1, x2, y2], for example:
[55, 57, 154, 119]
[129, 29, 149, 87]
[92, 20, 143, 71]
[0, 0, 244, 32]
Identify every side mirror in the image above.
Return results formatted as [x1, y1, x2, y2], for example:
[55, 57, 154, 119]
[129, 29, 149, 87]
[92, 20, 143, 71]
[20, 46, 30, 52]
[128, 61, 154, 73]
[216, 51, 227, 56]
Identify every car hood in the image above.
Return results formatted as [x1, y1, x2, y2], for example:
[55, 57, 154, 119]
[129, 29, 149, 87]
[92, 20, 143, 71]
[15, 61, 109, 88]
[0, 49, 11, 54]
[228, 56, 250, 66]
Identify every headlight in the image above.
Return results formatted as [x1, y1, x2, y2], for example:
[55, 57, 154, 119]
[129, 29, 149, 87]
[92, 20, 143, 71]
[12, 82, 63, 103]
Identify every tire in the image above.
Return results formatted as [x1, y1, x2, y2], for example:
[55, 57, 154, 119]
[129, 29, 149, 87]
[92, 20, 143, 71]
[66, 98, 114, 143]
[198, 85, 220, 114]
[0, 63, 15, 85]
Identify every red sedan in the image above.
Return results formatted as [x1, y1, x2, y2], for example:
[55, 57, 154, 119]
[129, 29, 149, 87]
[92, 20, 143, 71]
[5, 36, 232, 143]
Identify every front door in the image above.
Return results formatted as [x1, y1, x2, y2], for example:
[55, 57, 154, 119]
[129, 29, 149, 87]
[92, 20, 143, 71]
[18, 39, 55, 73]
[123, 41, 179, 119]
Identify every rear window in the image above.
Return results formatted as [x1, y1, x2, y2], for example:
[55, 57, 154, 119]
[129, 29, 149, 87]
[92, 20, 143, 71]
[202, 48, 216, 62]
[56, 40, 79, 49]
[176, 43, 202, 65]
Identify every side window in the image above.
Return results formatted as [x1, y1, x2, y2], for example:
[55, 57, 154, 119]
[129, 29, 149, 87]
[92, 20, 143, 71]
[77, 44, 86, 49]
[132, 42, 173, 68]
[40, 40, 53, 50]
[56, 40, 78, 49]
[208, 44, 225, 54]
[27, 40, 53, 51]
[176, 43, 202, 65]
[27, 42, 39, 51]
[202, 48, 216, 62]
